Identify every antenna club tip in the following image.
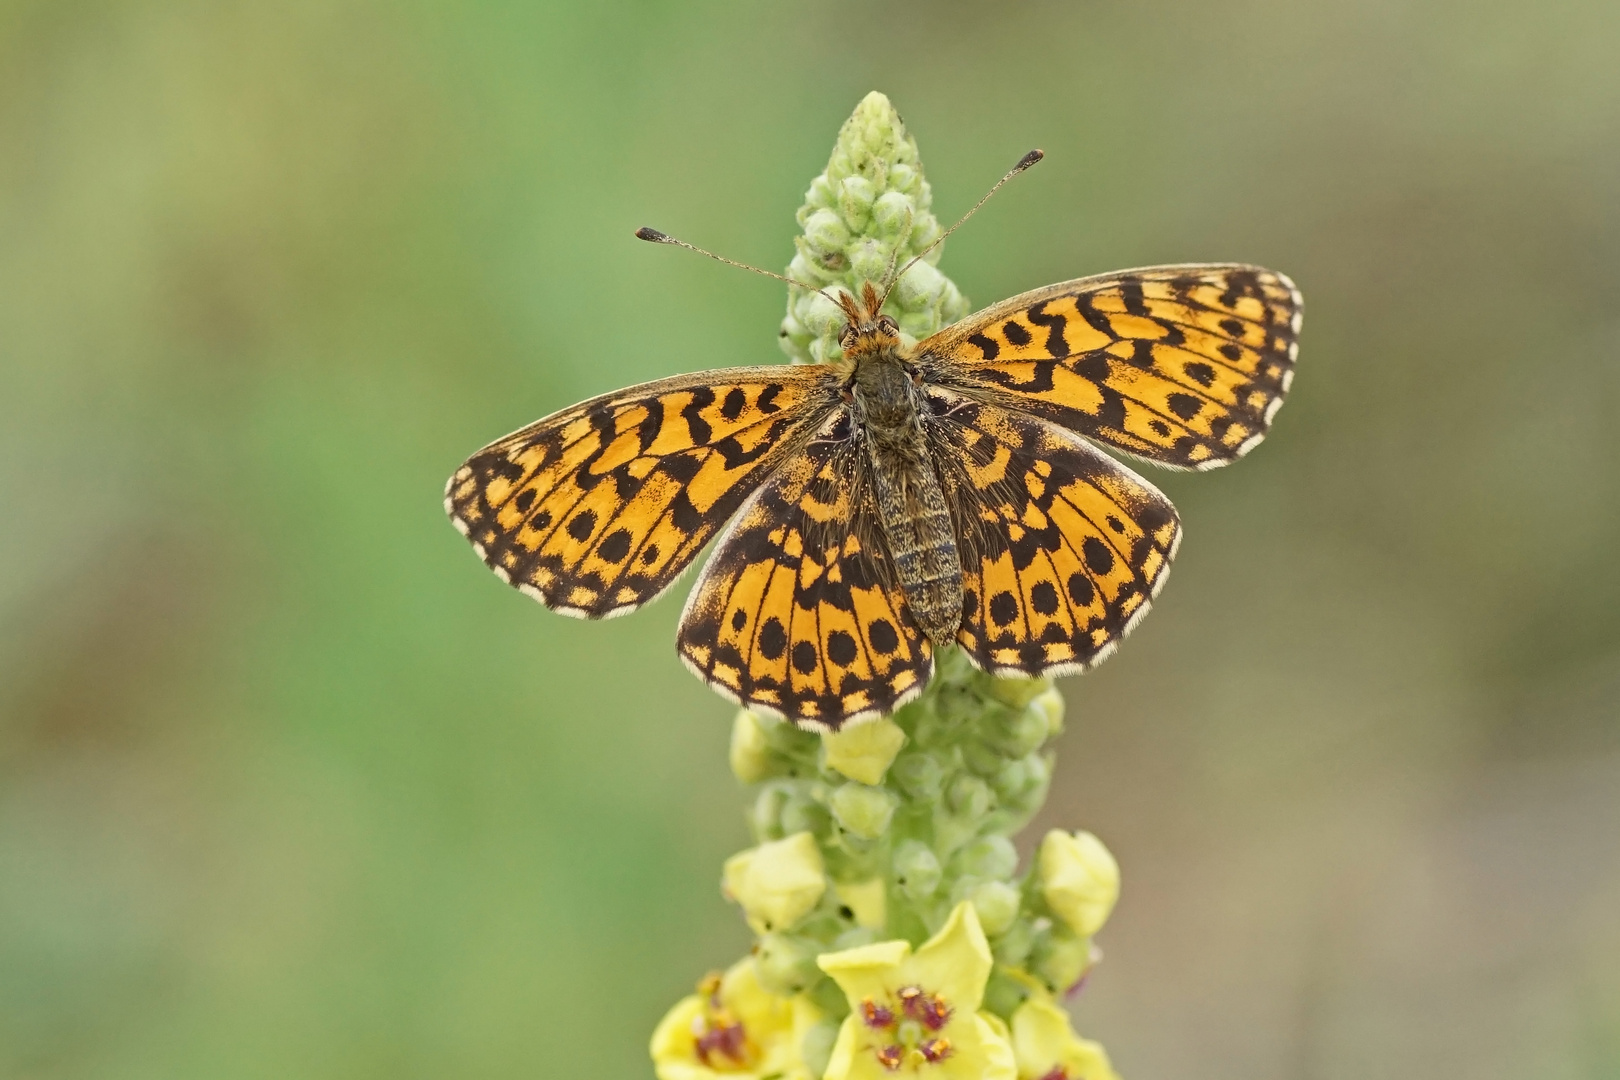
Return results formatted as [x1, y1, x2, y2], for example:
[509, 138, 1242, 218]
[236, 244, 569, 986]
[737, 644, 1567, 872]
[635, 227, 668, 243]
[1016, 149, 1045, 171]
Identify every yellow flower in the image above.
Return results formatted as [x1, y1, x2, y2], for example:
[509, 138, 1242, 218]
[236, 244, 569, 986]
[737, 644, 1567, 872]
[817, 901, 1016, 1079]
[821, 716, 907, 784]
[723, 832, 827, 934]
[1037, 831, 1119, 938]
[1009, 991, 1120, 1080]
[650, 958, 821, 1080]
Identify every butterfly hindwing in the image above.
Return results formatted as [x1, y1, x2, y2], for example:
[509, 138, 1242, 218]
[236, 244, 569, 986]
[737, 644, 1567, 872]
[677, 418, 933, 730]
[446, 366, 837, 618]
[928, 395, 1181, 677]
[921, 264, 1302, 471]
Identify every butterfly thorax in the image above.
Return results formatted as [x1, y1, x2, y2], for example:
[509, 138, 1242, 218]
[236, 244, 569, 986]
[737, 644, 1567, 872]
[840, 309, 964, 648]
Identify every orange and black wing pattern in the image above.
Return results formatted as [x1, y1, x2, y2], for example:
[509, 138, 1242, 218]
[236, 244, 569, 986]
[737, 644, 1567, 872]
[921, 265, 1302, 470]
[446, 366, 837, 618]
[927, 393, 1181, 678]
[678, 414, 933, 729]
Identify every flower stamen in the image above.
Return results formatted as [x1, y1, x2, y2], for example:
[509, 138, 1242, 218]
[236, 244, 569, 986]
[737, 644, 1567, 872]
[861, 996, 897, 1029]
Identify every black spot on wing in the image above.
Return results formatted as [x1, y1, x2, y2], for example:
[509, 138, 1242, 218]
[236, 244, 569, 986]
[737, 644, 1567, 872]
[1026, 302, 1069, 357]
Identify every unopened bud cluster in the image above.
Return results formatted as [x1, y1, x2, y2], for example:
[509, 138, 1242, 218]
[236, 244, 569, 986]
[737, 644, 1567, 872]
[779, 91, 969, 364]
[728, 648, 1112, 1014]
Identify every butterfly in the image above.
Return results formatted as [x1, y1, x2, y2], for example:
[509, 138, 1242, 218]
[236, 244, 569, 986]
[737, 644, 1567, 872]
[446, 165, 1301, 730]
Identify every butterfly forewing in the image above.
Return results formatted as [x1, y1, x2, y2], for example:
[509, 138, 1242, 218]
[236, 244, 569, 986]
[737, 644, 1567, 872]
[677, 420, 933, 730]
[922, 265, 1302, 471]
[928, 397, 1181, 677]
[446, 366, 837, 618]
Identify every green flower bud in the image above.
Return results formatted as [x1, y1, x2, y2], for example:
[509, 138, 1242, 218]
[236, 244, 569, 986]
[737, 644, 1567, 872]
[992, 917, 1036, 967]
[1038, 829, 1120, 938]
[828, 781, 898, 840]
[753, 931, 822, 996]
[779, 788, 831, 839]
[800, 1016, 841, 1080]
[981, 967, 1035, 1022]
[961, 737, 1008, 778]
[893, 839, 942, 901]
[837, 175, 877, 231]
[988, 701, 1051, 758]
[993, 753, 1052, 824]
[802, 207, 851, 256]
[947, 773, 993, 819]
[820, 716, 906, 785]
[889, 750, 945, 801]
[1032, 926, 1094, 992]
[1030, 686, 1066, 737]
[986, 673, 1052, 709]
[969, 880, 1021, 936]
[951, 835, 1019, 881]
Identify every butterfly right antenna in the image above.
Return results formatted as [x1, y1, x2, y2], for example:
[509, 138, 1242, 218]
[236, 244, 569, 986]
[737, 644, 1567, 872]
[877, 148, 1044, 310]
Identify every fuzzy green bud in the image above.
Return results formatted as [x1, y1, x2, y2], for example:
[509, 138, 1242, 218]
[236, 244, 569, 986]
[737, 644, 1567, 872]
[889, 750, 945, 801]
[893, 840, 942, 901]
[780, 91, 968, 365]
[829, 781, 898, 840]
[989, 701, 1052, 758]
[986, 674, 1052, 709]
[753, 932, 822, 996]
[993, 917, 1037, 968]
[800, 1017, 841, 1079]
[1030, 686, 1066, 737]
[951, 835, 1019, 881]
[969, 880, 1021, 936]
[779, 789, 832, 839]
[1032, 927, 1094, 992]
[947, 773, 993, 819]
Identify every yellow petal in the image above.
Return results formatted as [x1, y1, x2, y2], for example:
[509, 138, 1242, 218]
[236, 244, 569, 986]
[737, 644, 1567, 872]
[817, 938, 911, 1005]
[1038, 830, 1119, 938]
[821, 716, 906, 784]
[723, 832, 827, 934]
[649, 994, 708, 1080]
[907, 901, 994, 1014]
[1010, 993, 1121, 1080]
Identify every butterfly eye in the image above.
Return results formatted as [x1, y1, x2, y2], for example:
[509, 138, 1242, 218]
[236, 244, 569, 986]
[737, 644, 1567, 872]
[878, 315, 899, 335]
[839, 327, 857, 349]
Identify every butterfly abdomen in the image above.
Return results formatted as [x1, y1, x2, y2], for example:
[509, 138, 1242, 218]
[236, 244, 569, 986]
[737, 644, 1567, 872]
[856, 356, 964, 647]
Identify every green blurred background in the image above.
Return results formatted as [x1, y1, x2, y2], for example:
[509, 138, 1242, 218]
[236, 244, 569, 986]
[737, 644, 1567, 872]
[3, 1, 1618, 1077]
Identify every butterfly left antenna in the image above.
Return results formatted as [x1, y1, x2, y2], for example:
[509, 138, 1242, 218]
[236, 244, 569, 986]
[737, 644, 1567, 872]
[635, 227, 839, 307]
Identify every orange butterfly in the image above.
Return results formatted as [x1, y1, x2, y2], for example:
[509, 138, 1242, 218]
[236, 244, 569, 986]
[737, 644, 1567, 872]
[447, 153, 1301, 729]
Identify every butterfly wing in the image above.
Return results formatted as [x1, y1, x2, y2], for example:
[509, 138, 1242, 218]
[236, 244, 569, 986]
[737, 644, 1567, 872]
[446, 366, 838, 618]
[926, 393, 1181, 677]
[920, 264, 1302, 470]
[677, 415, 933, 730]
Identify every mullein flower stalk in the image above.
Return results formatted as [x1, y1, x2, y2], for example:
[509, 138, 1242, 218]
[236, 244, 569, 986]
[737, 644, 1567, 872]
[652, 92, 1123, 1080]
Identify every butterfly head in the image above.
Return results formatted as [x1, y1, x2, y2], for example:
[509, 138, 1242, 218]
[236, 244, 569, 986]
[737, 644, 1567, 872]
[835, 282, 903, 361]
